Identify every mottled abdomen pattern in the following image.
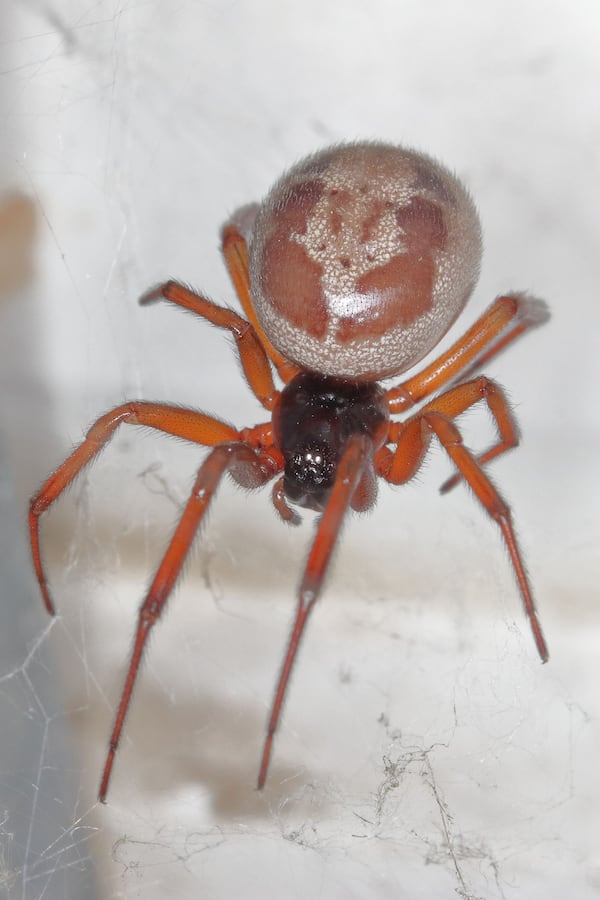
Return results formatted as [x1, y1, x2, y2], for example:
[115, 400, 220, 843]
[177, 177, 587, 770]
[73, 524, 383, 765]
[247, 142, 482, 380]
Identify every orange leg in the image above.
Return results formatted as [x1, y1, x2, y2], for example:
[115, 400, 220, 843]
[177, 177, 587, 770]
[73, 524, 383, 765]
[271, 476, 302, 525]
[29, 402, 249, 615]
[140, 281, 279, 410]
[221, 223, 300, 384]
[99, 441, 282, 802]
[386, 293, 549, 413]
[377, 410, 548, 663]
[257, 433, 373, 788]
[386, 375, 519, 486]
[423, 375, 520, 493]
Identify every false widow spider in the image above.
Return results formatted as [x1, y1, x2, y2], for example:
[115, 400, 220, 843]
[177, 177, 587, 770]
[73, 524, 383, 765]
[29, 141, 549, 802]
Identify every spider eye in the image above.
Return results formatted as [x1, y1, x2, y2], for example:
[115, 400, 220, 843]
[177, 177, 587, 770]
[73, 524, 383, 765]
[283, 440, 337, 510]
[290, 442, 336, 486]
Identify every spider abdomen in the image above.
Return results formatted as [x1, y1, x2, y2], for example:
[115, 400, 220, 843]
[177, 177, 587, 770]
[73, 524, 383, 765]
[273, 372, 389, 511]
[249, 142, 482, 381]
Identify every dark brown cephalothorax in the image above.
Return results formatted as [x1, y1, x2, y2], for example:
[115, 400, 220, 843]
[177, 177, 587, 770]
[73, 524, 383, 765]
[273, 372, 389, 512]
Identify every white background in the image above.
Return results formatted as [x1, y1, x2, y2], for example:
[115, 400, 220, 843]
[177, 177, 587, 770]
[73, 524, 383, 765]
[1, 1, 599, 898]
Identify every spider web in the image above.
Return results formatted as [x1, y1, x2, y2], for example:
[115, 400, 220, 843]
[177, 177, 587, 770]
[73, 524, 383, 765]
[0, 452, 98, 898]
[1, 2, 599, 898]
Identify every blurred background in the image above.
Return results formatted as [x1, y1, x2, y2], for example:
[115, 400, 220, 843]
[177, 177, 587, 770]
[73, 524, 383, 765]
[1, 1, 599, 897]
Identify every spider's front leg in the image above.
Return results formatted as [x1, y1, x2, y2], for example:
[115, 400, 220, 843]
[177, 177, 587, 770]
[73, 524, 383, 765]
[29, 403, 241, 616]
[376, 402, 548, 663]
[99, 439, 282, 802]
[257, 433, 374, 789]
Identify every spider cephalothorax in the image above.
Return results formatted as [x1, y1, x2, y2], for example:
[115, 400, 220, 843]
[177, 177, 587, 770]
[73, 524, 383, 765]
[274, 373, 389, 512]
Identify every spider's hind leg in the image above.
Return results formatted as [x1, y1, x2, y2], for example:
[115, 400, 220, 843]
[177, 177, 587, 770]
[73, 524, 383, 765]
[221, 220, 299, 384]
[140, 281, 279, 410]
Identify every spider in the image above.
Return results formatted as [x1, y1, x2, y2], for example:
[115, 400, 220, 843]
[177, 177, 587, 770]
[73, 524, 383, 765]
[29, 141, 549, 802]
